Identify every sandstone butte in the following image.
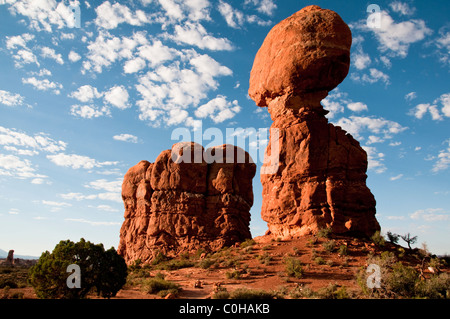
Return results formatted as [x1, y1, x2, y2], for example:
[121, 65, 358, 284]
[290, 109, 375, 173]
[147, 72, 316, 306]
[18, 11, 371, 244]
[118, 142, 256, 264]
[248, 5, 381, 239]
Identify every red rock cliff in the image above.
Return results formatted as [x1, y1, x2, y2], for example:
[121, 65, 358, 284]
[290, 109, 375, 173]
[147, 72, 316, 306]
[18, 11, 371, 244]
[249, 5, 380, 238]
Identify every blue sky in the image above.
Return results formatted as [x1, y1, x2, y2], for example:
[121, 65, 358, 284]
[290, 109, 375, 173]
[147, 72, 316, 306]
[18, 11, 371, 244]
[0, 0, 448, 256]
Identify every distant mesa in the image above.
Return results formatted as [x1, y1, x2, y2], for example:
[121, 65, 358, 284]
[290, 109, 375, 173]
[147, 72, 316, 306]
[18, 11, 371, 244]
[249, 5, 380, 238]
[118, 143, 256, 264]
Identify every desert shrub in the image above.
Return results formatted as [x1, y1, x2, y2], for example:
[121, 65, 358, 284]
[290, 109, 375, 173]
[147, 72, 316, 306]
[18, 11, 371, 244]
[151, 252, 170, 266]
[28, 238, 127, 299]
[314, 257, 325, 265]
[338, 245, 348, 256]
[212, 289, 230, 299]
[230, 288, 275, 299]
[317, 227, 332, 239]
[240, 239, 256, 248]
[289, 285, 316, 299]
[257, 252, 272, 265]
[317, 283, 349, 299]
[197, 258, 215, 269]
[156, 258, 195, 271]
[307, 237, 318, 247]
[143, 277, 180, 295]
[371, 231, 386, 247]
[400, 233, 418, 250]
[0, 279, 18, 289]
[284, 257, 303, 278]
[225, 270, 241, 280]
[416, 273, 450, 299]
[323, 240, 336, 253]
[386, 231, 400, 244]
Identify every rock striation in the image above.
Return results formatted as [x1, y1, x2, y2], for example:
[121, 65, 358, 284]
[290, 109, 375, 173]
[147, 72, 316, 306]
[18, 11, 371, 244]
[249, 5, 380, 238]
[118, 142, 256, 264]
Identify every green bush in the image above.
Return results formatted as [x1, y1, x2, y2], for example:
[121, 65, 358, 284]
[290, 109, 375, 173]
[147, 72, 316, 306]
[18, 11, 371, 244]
[317, 283, 349, 299]
[317, 227, 332, 239]
[197, 258, 215, 269]
[143, 277, 181, 295]
[284, 257, 303, 278]
[322, 240, 336, 253]
[230, 288, 275, 299]
[212, 290, 230, 299]
[338, 245, 348, 256]
[371, 231, 386, 247]
[225, 270, 241, 280]
[28, 238, 127, 299]
[386, 231, 400, 244]
[257, 252, 272, 265]
[240, 239, 256, 248]
[314, 257, 325, 265]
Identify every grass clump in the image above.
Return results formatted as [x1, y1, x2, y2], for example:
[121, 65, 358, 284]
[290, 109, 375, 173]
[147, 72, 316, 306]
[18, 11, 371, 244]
[230, 288, 275, 299]
[284, 257, 303, 279]
[240, 239, 256, 249]
[142, 274, 181, 297]
[317, 227, 332, 239]
[338, 245, 348, 256]
[317, 284, 350, 299]
[257, 252, 273, 265]
[371, 231, 386, 247]
[322, 240, 336, 253]
[314, 257, 325, 265]
[225, 270, 242, 280]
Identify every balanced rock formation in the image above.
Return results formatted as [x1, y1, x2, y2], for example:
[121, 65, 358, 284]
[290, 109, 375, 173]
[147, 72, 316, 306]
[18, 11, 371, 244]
[249, 5, 380, 238]
[118, 142, 256, 264]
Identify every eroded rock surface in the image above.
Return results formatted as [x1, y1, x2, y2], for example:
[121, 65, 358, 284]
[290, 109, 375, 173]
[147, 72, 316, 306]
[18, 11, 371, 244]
[249, 5, 380, 238]
[118, 143, 256, 264]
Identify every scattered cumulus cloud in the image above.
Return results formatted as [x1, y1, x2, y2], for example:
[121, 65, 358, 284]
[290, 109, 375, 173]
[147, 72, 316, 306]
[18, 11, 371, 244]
[113, 134, 139, 143]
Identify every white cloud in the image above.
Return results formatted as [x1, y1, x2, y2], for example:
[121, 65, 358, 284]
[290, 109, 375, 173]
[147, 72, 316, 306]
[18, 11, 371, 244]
[22, 77, 63, 95]
[432, 139, 450, 173]
[69, 85, 103, 102]
[390, 174, 403, 181]
[389, 1, 416, 16]
[68, 50, 81, 62]
[5, 33, 34, 50]
[40, 46, 64, 64]
[352, 49, 371, 70]
[365, 11, 432, 58]
[360, 68, 390, 85]
[167, 22, 233, 51]
[362, 146, 387, 173]
[410, 208, 449, 222]
[0, 126, 67, 154]
[104, 85, 130, 109]
[410, 103, 443, 121]
[113, 134, 138, 143]
[0, 90, 25, 107]
[46, 153, 118, 170]
[92, 204, 119, 212]
[245, 0, 277, 16]
[438, 93, 450, 117]
[123, 57, 146, 74]
[0, 153, 47, 180]
[334, 115, 407, 141]
[137, 40, 176, 67]
[136, 51, 232, 126]
[5, 33, 39, 67]
[434, 27, 450, 66]
[347, 102, 368, 112]
[94, 1, 150, 29]
[405, 91, 417, 101]
[64, 218, 120, 226]
[195, 95, 241, 123]
[83, 31, 148, 73]
[70, 104, 110, 119]
[218, 0, 244, 28]
[7, 0, 82, 32]
[85, 178, 122, 193]
[42, 200, 71, 207]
